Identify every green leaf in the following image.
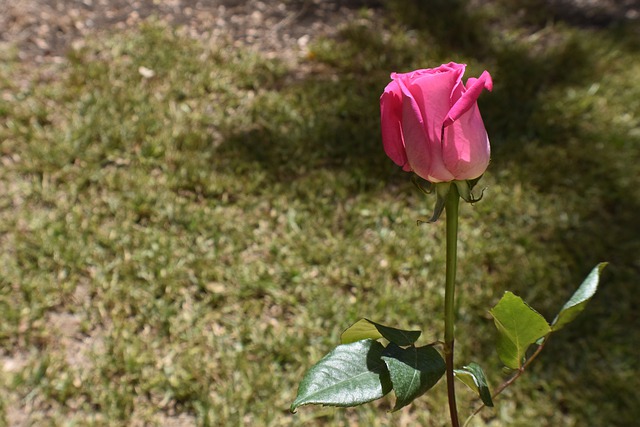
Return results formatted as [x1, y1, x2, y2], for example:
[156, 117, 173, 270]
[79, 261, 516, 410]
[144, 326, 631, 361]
[290, 339, 392, 412]
[340, 319, 382, 344]
[381, 343, 446, 411]
[552, 263, 607, 331]
[341, 319, 421, 346]
[454, 363, 493, 407]
[490, 292, 551, 369]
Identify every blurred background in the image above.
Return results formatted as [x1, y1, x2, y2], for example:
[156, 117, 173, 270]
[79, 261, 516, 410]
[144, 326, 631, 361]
[1, 0, 639, 425]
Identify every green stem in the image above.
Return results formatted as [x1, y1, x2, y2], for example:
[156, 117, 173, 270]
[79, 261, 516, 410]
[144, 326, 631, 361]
[444, 184, 460, 427]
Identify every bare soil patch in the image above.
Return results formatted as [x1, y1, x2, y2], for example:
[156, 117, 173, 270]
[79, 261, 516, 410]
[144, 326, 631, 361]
[0, 0, 383, 64]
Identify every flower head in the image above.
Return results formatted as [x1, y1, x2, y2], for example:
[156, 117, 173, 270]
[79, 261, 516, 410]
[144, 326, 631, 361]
[380, 63, 493, 183]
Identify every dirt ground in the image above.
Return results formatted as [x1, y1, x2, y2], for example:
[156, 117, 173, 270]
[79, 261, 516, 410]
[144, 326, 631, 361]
[1, 0, 638, 64]
[0, 0, 384, 64]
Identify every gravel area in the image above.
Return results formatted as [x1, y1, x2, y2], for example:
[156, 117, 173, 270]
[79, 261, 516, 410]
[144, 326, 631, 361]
[0, 0, 383, 64]
[1, 0, 637, 65]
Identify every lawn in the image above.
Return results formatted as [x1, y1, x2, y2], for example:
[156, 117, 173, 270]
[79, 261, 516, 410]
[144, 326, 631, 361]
[1, 1, 639, 426]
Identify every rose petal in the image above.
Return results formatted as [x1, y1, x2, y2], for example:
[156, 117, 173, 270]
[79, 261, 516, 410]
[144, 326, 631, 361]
[394, 77, 433, 179]
[380, 81, 408, 169]
[443, 70, 493, 128]
[405, 71, 460, 182]
[442, 101, 490, 180]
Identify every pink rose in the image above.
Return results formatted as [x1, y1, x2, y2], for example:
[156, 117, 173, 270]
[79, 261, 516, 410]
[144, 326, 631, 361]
[380, 63, 493, 183]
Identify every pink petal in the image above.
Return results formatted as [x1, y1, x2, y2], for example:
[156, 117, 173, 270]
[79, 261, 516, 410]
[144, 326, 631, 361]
[437, 62, 466, 74]
[380, 81, 408, 168]
[405, 71, 460, 182]
[442, 101, 490, 180]
[408, 69, 463, 140]
[443, 70, 493, 128]
[394, 77, 433, 179]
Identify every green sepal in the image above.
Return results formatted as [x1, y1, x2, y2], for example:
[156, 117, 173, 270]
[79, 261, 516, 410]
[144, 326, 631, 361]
[290, 339, 392, 412]
[552, 263, 607, 331]
[416, 178, 485, 224]
[490, 292, 551, 369]
[411, 175, 433, 195]
[381, 343, 446, 411]
[454, 180, 472, 203]
[454, 179, 484, 203]
[341, 319, 421, 346]
[454, 362, 493, 407]
[417, 182, 451, 224]
[467, 175, 483, 191]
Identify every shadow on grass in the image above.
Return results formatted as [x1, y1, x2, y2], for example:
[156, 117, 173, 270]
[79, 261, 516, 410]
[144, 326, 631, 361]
[218, 1, 598, 184]
[214, 2, 639, 424]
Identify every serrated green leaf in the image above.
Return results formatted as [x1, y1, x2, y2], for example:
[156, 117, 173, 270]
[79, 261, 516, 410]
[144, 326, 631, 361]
[341, 319, 421, 346]
[340, 319, 383, 344]
[381, 343, 445, 411]
[490, 292, 551, 369]
[454, 363, 493, 407]
[552, 263, 607, 331]
[290, 339, 392, 412]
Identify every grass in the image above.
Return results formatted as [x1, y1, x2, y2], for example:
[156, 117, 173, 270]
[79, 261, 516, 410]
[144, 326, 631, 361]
[1, 1, 639, 425]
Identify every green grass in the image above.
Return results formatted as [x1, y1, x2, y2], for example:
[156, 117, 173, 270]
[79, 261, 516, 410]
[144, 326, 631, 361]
[1, 2, 639, 426]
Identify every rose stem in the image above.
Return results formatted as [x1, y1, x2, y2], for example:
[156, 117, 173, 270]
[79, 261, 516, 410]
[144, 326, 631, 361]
[444, 184, 460, 427]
